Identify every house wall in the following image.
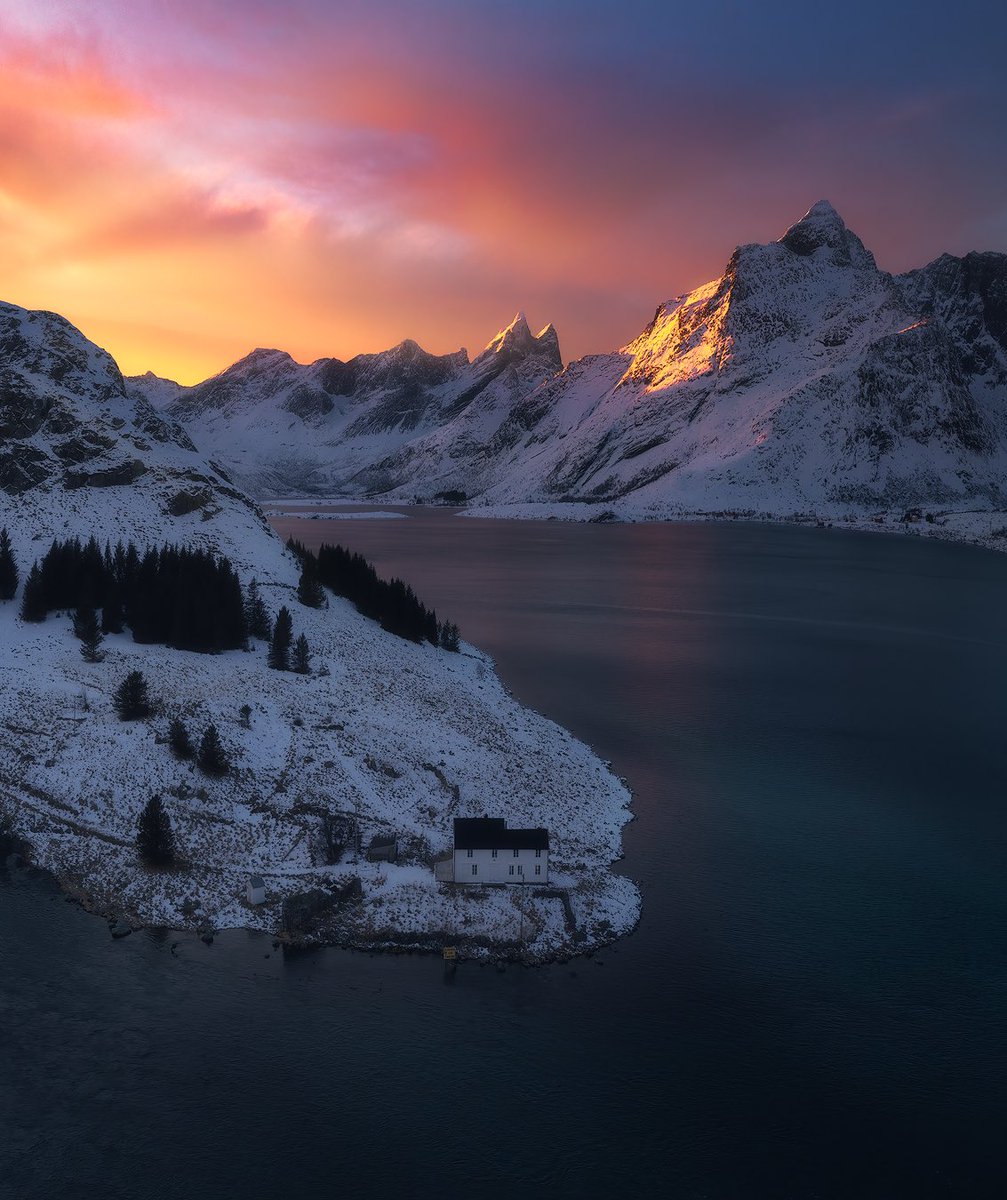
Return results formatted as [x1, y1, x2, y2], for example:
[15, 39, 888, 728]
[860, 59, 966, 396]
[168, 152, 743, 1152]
[452, 846, 548, 884]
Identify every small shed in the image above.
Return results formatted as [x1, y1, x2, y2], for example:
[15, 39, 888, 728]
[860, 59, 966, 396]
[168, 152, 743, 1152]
[246, 875, 266, 905]
[366, 834, 398, 863]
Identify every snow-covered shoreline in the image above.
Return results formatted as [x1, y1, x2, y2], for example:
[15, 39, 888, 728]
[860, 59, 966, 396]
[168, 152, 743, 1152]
[0, 569, 640, 963]
[452, 501, 1007, 556]
[261, 509, 408, 520]
[261, 494, 1007, 556]
[0, 294, 644, 964]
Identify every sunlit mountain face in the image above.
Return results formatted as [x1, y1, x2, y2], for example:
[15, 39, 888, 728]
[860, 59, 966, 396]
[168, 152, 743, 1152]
[1, 1, 1005, 384]
[127, 201, 1007, 517]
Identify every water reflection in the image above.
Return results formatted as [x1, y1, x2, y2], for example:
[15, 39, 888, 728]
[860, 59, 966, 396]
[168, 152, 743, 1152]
[3, 514, 1007, 1198]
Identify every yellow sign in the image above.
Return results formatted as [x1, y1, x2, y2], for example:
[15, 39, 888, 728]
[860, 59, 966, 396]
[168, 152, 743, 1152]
[442, 946, 457, 960]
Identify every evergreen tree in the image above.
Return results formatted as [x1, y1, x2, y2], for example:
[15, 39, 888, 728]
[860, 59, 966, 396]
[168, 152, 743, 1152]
[0, 528, 17, 601]
[168, 716, 194, 760]
[114, 670, 152, 721]
[19, 563, 46, 623]
[74, 607, 105, 663]
[244, 578, 271, 640]
[197, 723, 229, 777]
[268, 606, 293, 671]
[296, 564, 326, 608]
[439, 621, 461, 652]
[136, 795, 175, 867]
[292, 633, 311, 674]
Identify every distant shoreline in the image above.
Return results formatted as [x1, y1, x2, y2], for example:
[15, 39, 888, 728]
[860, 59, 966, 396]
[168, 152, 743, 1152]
[263, 497, 1007, 555]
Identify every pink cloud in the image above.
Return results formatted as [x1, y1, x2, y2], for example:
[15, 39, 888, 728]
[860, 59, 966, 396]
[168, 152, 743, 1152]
[0, 2, 1003, 383]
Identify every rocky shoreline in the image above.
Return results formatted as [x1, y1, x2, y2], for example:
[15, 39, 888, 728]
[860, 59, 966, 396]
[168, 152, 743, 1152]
[2, 845, 637, 964]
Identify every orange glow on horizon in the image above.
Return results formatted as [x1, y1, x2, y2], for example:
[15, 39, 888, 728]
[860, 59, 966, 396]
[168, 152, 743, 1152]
[0, 6, 995, 386]
[0, 23, 659, 384]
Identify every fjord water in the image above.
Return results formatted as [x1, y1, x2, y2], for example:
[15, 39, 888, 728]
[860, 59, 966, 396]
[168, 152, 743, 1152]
[3, 514, 1006, 1199]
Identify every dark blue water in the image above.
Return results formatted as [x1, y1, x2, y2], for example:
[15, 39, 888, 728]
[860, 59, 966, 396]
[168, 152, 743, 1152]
[3, 515, 1006, 1199]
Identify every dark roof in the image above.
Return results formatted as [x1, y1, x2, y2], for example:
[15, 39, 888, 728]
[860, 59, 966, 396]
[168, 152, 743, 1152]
[453, 817, 549, 851]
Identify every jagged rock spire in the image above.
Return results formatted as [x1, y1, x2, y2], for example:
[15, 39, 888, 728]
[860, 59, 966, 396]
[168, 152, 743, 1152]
[477, 313, 562, 370]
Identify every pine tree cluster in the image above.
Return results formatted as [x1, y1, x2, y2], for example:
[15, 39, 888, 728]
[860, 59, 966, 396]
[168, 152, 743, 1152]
[266, 604, 314, 674]
[288, 538, 457, 647]
[19, 537, 246, 653]
[296, 561, 326, 608]
[168, 715, 230, 775]
[169, 716, 195, 759]
[439, 621, 460, 652]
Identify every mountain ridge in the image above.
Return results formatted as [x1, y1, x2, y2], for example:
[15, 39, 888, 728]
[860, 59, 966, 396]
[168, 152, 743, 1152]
[130, 313, 561, 496]
[129, 202, 1007, 516]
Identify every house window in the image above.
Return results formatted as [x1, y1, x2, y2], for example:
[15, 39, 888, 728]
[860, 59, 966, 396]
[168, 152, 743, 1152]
[471, 865, 478, 876]
[491, 849, 497, 858]
[535, 865, 541, 876]
[513, 849, 519, 858]
[517, 865, 523, 875]
[467, 849, 473, 857]
[508, 865, 514, 876]
[535, 849, 542, 858]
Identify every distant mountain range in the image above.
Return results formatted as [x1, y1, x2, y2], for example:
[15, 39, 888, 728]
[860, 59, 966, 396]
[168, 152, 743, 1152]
[129, 201, 1007, 516]
[130, 314, 561, 499]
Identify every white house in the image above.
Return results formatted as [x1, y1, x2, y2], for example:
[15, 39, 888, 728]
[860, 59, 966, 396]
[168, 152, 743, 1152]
[451, 817, 549, 885]
[246, 875, 266, 905]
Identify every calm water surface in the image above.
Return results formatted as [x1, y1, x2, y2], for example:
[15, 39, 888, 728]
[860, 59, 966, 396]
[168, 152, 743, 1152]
[3, 512, 1006, 1199]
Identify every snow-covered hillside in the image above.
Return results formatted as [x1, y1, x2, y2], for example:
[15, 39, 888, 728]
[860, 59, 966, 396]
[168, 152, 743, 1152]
[0, 301, 278, 570]
[130, 314, 561, 498]
[0, 300, 637, 959]
[369, 202, 1007, 515]
[477, 202, 1007, 520]
[137, 203, 1007, 522]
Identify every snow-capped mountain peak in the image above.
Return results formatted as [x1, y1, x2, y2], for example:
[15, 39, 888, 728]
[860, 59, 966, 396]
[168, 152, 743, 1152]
[475, 312, 561, 370]
[240, 348, 297, 367]
[778, 199, 876, 270]
[480, 310, 531, 354]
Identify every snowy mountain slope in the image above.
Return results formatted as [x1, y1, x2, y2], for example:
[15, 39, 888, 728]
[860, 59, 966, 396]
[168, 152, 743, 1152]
[0, 301, 637, 958]
[0, 300, 273, 569]
[129, 314, 562, 498]
[143, 203, 1007, 517]
[372, 202, 1007, 513]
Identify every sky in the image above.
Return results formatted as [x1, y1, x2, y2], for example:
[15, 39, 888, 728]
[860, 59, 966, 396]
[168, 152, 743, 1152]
[1, 0, 1006, 384]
